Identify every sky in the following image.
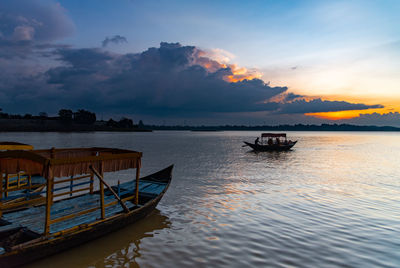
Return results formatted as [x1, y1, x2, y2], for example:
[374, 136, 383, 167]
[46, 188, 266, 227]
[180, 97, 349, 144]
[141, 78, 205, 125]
[0, 0, 399, 126]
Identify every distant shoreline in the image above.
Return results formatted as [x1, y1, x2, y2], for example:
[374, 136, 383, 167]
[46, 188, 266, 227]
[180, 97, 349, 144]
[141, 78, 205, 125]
[0, 119, 399, 132]
[145, 123, 400, 132]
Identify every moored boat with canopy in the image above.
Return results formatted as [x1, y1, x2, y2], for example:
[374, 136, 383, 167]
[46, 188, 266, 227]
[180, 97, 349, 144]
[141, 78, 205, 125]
[0, 147, 173, 267]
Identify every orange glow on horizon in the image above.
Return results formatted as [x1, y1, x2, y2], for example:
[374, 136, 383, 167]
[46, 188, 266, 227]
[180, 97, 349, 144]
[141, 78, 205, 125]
[198, 48, 400, 119]
[301, 95, 400, 120]
[305, 108, 395, 120]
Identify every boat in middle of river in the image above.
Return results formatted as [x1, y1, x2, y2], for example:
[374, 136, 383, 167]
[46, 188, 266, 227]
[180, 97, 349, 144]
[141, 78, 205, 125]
[243, 133, 297, 151]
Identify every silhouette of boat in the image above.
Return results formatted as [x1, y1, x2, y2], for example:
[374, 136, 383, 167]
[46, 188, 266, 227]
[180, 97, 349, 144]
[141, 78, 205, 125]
[0, 147, 173, 267]
[243, 133, 297, 151]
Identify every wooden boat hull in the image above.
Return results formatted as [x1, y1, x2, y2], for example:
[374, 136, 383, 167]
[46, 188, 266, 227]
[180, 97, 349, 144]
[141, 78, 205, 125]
[243, 141, 297, 151]
[0, 165, 173, 267]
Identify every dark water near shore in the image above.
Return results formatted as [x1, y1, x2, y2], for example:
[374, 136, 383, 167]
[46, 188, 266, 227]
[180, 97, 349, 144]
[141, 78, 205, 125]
[2, 131, 399, 267]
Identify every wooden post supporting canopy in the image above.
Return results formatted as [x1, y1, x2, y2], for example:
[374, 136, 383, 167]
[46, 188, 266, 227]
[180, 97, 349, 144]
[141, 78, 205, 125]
[89, 172, 94, 194]
[5, 174, 8, 198]
[135, 164, 140, 205]
[0, 173, 3, 199]
[44, 175, 53, 235]
[0, 175, 2, 217]
[89, 165, 130, 213]
[99, 163, 105, 219]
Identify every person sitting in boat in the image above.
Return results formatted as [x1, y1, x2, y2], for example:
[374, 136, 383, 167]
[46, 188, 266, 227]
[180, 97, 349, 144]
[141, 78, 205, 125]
[276, 138, 280, 145]
[255, 137, 260, 145]
[268, 138, 273, 145]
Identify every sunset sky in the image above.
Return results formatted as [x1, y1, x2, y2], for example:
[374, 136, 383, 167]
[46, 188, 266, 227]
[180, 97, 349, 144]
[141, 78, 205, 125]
[1, 0, 399, 126]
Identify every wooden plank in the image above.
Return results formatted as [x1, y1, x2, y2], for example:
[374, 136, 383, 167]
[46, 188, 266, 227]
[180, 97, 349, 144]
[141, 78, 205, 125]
[3, 183, 45, 193]
[44, 177, 53, 235]
[53, 180, 91, 192]
[99, 163, 105, 219]
[53, 187, 90, 198]
[89, 173, 94, 194]
[0, 197, 46, 210]
[0, 173, 3, 199]
[50, 205, 125, 236]
[5, 174, 8, 198]
[135, 164, 140, 205]
[104, 195, 135, 208]
[50, 206, 99, 225]
[53, 174, 91, 184]
[2, 187, 136, 235]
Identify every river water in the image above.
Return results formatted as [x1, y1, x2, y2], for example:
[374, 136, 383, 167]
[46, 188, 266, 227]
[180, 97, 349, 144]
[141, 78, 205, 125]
[1, 131, 399, 268]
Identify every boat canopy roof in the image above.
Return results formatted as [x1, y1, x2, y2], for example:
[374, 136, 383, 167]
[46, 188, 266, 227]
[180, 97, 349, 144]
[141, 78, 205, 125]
[0, 147, 142, 179]
[261, 133, 286, 138]
[0, 142, 33, 151]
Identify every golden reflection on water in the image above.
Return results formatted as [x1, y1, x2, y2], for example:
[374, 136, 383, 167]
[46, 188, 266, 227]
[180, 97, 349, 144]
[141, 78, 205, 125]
[28, 210, 170, 268]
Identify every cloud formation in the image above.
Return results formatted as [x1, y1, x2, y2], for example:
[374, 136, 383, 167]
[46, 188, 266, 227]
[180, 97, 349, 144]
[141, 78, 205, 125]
[0, 1, 386, 124]
[102, 35, 128, 47]
[45, 42, 286, 114]
[0, 0, 74, 58]
[276, 98, 383, 114]
[0, 38, 384, 122]
[343, 112, 400, 127]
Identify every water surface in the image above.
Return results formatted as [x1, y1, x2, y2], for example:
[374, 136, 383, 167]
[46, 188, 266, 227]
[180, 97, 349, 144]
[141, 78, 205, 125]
[1, 131, 399, 267]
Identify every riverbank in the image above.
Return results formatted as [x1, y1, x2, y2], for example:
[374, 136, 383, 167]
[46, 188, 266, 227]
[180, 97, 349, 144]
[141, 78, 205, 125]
[0, 119, 151, 132]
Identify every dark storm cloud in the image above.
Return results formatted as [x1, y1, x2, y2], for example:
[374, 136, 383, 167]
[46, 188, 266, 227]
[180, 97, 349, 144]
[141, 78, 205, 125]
[276, 98, 383, 114]
[344, 112, 400, 127]
[283, 92, 303, 102]
[102, 35, 128, 47]
[43, 42, 286, 115]
[0, 0, 74, 59]
[0, 1, 388, 124]
[0, 0, 74, 42]
[0, 38, 384, 119]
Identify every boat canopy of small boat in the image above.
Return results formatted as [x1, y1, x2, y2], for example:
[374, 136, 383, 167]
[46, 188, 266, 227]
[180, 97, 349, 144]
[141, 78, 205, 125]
[0, 147, 173, 267]
[243, 133, 297, 151]
[0, 142, 41, 209]
[0, 142, 34, 151]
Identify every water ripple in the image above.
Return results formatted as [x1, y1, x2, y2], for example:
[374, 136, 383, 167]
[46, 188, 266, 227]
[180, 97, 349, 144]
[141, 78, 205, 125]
[7, 131, 400, 268]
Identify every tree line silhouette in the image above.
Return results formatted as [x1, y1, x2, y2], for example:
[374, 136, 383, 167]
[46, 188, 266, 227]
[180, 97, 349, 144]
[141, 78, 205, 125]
[0, 108, 142, 129]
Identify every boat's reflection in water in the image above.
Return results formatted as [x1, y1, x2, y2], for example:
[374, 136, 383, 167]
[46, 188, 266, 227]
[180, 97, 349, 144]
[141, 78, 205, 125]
[29, 209, 171, 268]
[245, 148, 295, 162]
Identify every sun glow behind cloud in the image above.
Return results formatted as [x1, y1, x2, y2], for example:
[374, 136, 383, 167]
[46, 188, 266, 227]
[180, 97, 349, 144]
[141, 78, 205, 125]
[198, 49, 263, 82]
[260, 43, 400, 120]
[306, 99, 398, 120]
[225, 64, 262, 82]
[194, 47, 389, 120]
